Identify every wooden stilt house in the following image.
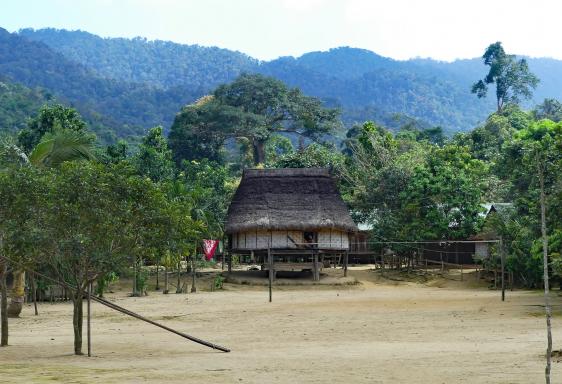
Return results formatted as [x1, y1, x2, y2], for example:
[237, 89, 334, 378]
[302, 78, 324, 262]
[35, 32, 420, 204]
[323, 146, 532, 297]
[225, 168, 357, 280]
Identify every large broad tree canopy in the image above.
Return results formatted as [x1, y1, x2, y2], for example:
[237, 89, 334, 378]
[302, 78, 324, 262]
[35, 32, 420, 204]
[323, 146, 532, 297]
[169, 74, 341, 165]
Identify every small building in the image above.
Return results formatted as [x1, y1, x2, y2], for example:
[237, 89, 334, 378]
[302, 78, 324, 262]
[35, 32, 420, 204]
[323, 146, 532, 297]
[225, 168, 357, 280]
[472, 203, 514, 259]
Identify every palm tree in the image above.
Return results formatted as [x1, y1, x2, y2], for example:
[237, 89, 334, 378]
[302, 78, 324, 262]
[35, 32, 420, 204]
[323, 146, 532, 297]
[28, 130, 95, 168]
[1, 129, 95, 318]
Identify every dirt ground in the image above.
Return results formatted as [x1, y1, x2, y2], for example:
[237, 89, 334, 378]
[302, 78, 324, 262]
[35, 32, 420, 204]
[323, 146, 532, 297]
[0, 267, 560, 383]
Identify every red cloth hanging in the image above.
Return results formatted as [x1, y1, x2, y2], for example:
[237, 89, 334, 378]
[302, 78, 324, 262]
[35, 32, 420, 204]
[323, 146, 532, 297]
[202, 240, 219, 261]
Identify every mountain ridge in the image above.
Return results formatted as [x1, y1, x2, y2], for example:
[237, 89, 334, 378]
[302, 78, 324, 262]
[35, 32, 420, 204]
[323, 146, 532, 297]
[2, 27, 562, 142]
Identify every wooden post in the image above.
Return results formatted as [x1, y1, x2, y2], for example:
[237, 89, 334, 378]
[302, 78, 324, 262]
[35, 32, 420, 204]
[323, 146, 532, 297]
[407, 253, 411, 273]
[455, 242, 459, 265]
[132, 257, 138, 297]
[312, 251, 319, 281]
[344, 251, 348, 277]
[460, 262, 463, 282]
[228, 252, 232, 273]
[500, 237, 505, 301]
[440, 252, 444, 272]
[268, 248, 273, 303]
[87, 282, 92, 357]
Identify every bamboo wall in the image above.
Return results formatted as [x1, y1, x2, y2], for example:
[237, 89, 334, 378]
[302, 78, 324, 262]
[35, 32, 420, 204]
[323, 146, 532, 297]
[231, 229, 350, 250]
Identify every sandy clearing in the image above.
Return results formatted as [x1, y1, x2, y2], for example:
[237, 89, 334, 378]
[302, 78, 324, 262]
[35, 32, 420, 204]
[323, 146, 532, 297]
[0, 269, 560, 383]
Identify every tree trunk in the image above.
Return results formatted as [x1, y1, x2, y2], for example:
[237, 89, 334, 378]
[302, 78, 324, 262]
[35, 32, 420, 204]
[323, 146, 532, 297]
[163, 267, 169, 294]
[191, 257, 197, 293]
[132, 258, 138, 296]
[7, 269, 25, 317]
[176, 261, 182, 294]
[31, 273, 38, 316]
[253, 139, 266, 165]
[0, 260, 8, 346]
[72, 291, 84, 355]
[539, 166, 552, 384]
[155, 262, 160, 291]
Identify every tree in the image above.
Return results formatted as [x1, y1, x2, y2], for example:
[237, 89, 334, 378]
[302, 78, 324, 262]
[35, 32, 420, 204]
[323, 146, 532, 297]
[102, 139, 129, 164]
[472, 42, 539, 112]
[343, 122, 422, 235]
[134, 126, 174, 183]
[160, 180, 204, 293]
[28, 129, 95, 168]
[0, 166, 50, 344]
[533, 99, 562, 122]
[268, 142, 345, 171]
[169, 74, 341, 166]
[395, 125, 446, 146]
[168, 95, 231, 165]
[398, 144, 486, 240]
[17, 104, 87, 152]
[178, 159, 233, 238]
[1, 122, 95, 319]
[43, 162, 180, 354]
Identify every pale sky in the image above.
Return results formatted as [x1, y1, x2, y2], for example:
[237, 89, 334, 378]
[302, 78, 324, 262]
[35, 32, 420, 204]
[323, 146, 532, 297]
[1, 0, 561, 61]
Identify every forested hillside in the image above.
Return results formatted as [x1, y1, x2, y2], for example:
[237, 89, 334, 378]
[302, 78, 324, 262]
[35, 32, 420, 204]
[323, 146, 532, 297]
[18, 28, 257, 89]
[259, 52, 491, 131]
[0, 78, 51, 133]
[0, 28, 202, 142]
[3, 27, 562, 142]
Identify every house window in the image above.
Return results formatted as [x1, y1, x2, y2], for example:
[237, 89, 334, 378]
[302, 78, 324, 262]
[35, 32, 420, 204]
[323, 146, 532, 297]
[303, 231, 317, 246]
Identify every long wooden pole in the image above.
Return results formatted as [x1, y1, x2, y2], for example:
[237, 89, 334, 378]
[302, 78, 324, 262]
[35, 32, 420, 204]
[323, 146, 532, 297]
[91, 295, 230, 352]
[344, 251, 348, 277]
[539, 164, 552, 384]
[313, 250, 318, 281]
[500, 236, 505, 302]
[87, 282, 92, 357]
[268, 248, 273, 303]
[0, 258, 8, 347]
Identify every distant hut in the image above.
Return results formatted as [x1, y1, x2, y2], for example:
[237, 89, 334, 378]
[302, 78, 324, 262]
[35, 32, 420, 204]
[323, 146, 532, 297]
[225, 168, 357, 280]
[472, 203, 514, 258]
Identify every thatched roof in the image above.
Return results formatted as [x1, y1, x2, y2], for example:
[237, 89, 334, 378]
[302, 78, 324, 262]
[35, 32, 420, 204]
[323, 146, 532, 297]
[487, 203, 514, 219]
[225, 168, 357, 233]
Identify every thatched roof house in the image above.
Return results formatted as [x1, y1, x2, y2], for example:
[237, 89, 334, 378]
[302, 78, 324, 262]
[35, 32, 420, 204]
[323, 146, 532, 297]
[226, 168, 357, 251]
